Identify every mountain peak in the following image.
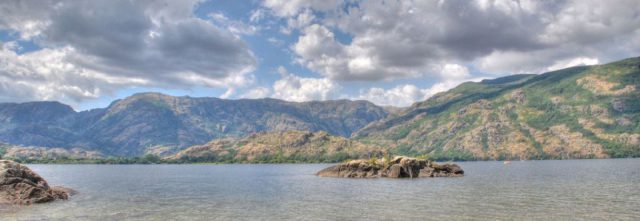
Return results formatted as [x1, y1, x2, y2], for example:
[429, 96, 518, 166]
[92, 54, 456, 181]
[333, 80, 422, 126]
[0, 101, 75, 122]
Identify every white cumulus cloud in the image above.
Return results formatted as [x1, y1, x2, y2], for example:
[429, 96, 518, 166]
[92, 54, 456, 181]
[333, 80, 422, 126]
[0, 0, 256, 105]
[263, 0, 640, 80]
[240, 87, 271, 99]
[357, 64, 482, 107]
[271, 66, 339, 102]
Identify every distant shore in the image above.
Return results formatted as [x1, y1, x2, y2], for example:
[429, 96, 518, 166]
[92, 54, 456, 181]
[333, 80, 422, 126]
[5, 155, 634, 165]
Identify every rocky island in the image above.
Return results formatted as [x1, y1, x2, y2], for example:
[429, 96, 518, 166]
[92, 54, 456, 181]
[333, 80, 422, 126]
[316, 156, 464, 178]
[0, 160, 75, 205]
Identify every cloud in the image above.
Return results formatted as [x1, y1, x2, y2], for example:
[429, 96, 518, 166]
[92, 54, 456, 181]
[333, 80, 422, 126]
[265, 0, 640, 80]
[0, 45, 141, 103]
[44, 1, 256, 86]
[240, 63, 476, 106]
[546, 57, 600, 72]
[357, 85, 429, 107]
[357, 64, 479, 106]
[271, 66, 339, 102]
[262, 0, 341, 17]
[0, 0, 256, 104]
[357, 80, 477, 107]
[476, 45, 608, 74]
[249, 9, 267, 23]
[237, 66, 339, 102]
[209, 12, 258, 35]
[267, 37, 285, 46]
[282, 9, 316, 34]
[284, 0, 548, 81]
[475, 0, 640, 74]
[2, 0, 639, 108]
[439, 64, 470, 81]
[241, 87, 271, 99]
[292, 24, 349, 79]
[0, 0, 52, 40]
[538, 0, 640, 46]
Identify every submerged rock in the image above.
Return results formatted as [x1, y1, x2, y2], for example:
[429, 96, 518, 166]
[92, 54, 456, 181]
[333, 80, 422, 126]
[0, 160, 75, 205]
[316, 156, 464, 178]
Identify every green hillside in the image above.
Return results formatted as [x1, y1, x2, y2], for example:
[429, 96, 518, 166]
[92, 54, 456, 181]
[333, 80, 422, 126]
[355, 57, 640, 160]
[166, 131, 383, 163]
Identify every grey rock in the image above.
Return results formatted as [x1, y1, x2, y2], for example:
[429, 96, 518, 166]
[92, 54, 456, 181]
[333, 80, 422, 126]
[316, 156, 464, 178]
[0, 160, 75, 205]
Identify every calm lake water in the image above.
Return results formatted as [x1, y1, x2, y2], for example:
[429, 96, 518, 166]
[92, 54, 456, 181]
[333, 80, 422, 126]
[1, 159, 639, 220]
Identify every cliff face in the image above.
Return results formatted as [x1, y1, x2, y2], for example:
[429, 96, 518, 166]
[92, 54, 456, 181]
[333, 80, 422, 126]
[0, 102, 77, 148]
[355, 57, 640, 160]
[167, 131, 383, 163]
[0, 95, 388, 156]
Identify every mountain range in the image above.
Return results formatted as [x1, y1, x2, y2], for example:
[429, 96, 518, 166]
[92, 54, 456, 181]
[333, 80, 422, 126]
[0, 93, 388, 156]
[0, 57, 639, 160]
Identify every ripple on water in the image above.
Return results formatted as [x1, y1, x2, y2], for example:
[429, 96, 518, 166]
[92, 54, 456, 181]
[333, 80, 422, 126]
[1, 159, 639, 221]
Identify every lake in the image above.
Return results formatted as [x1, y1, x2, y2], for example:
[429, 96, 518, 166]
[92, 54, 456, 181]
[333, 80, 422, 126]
[1, 159, 639, 220]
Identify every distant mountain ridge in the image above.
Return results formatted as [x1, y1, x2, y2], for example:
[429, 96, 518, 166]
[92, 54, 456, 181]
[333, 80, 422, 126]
[0, 93, 388, 156]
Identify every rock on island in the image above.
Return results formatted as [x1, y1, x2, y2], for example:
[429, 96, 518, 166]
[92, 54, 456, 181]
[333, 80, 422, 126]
[316, 156, 464, 178]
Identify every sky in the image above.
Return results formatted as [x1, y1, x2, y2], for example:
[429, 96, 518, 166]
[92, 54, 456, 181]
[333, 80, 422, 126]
[0, 0, 639, 110]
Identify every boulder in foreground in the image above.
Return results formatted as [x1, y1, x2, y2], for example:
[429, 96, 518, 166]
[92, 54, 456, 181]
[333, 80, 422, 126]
[316, 156, 464, 178]
[0, 160, 75, 205]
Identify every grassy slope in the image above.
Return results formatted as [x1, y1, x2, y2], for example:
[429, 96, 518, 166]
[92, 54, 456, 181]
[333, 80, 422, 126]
[355, 57, 640, 160]
[166, 131, 384, 163]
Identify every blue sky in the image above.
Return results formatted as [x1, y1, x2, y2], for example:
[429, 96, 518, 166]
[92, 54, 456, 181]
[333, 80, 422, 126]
[0, 0, 639, 110]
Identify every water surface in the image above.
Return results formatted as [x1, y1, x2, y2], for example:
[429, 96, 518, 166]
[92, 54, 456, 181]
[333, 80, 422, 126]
[2, 159, 639, 220]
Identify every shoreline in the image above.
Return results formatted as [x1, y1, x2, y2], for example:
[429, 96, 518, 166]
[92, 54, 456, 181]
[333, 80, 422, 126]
[16, 157, 638, 165]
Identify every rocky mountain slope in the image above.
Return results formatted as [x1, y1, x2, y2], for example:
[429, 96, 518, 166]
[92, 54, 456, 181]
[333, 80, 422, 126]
[355, 57, 640, 160]
[167, 131, 383, 163]
[0, 94, 388, 156]
[0, 142, 103, 161]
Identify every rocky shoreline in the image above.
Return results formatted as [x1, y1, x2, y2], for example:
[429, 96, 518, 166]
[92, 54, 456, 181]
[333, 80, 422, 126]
[316, 156, 464, 178]
[0, 160, 75, 205]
